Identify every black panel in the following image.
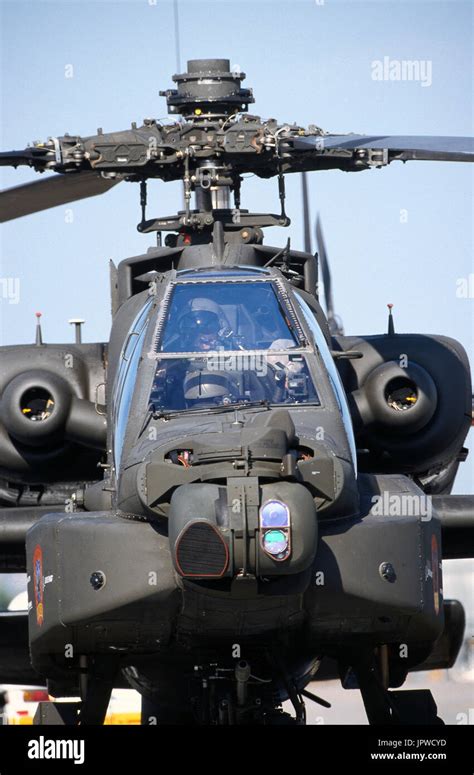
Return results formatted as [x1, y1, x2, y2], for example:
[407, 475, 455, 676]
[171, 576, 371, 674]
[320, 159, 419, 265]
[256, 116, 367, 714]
[176, 522, 228, 577]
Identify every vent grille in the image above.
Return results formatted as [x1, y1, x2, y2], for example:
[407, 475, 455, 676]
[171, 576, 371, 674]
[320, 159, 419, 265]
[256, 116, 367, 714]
[176, 522, 228, 577]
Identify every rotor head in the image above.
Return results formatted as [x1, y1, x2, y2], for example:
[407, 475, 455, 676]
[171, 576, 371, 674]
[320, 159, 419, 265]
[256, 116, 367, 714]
[160, 58, 254, 119]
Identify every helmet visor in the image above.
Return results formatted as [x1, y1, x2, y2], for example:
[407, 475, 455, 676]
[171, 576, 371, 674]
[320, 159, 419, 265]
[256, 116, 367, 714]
[182, 310, 220, 335]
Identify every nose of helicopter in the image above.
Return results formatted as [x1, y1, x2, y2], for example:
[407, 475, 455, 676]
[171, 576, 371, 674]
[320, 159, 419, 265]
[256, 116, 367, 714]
[126, 409, 325, 584]
[167, 479, 318, 582]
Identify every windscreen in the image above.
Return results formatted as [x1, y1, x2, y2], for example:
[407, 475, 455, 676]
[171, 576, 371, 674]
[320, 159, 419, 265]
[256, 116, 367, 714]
[159, 281, 299, 352]
[150, 281, 318, 413]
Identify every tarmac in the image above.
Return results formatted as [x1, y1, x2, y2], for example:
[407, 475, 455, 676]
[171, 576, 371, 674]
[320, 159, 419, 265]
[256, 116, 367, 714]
[298, 666, 474, 725]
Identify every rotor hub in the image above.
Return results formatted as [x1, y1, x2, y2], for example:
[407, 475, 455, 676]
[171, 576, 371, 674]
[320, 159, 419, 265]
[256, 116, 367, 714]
[160, 58, 254, 119]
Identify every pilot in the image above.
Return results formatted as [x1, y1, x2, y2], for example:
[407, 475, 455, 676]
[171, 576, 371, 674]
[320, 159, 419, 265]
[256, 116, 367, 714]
[254, 303, 286, 344]
[183, 368, 238, 407]
[178, 298, 232, 352]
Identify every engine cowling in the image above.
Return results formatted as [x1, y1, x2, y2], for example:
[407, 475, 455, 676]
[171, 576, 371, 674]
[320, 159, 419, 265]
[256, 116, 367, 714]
[335, 333, 471, 477]
[0, 343, 107, 482]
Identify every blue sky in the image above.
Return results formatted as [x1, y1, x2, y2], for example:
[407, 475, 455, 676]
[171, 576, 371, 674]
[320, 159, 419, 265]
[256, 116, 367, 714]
[0, 0, 472, 492]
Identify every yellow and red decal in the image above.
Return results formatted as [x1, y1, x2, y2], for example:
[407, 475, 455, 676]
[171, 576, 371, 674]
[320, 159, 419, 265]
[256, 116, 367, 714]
[32, 545, 44, 626]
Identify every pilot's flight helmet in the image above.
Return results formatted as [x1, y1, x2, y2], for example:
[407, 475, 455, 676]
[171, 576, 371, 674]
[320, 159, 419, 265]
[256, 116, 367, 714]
[183, 369, 235, 405]
[178, 298, 222, 336]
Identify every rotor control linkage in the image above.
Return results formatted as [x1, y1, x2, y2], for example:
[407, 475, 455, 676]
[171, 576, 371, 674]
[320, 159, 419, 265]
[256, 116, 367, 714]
[2, 58, 472, 225]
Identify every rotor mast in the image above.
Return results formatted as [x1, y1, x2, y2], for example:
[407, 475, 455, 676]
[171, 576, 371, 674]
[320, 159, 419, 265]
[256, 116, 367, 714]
[161, 58, 253, 215]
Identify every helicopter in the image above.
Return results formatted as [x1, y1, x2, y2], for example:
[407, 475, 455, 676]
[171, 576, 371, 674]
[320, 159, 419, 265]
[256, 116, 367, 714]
[0, 58, 473, 725]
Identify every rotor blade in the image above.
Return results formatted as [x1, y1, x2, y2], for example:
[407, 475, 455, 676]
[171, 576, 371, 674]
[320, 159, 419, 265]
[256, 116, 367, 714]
[316, 214, 343, 336]
[291, 134, 474, 163]
[0, 172, 122, 223]
[0, 147, 52, 168]
[301, 172, 312, 253]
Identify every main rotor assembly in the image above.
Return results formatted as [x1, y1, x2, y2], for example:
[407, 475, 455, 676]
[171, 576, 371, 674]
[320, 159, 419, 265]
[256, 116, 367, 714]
[1, 58, 473, 238]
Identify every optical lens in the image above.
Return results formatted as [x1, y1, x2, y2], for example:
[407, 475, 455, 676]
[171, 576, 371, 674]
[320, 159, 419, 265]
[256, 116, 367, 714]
[263, 529, 288, 557]
[260, 500, 290, 528]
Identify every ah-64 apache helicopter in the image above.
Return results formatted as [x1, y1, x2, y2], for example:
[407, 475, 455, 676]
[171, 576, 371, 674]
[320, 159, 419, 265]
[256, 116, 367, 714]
[0, 59, 473, 725]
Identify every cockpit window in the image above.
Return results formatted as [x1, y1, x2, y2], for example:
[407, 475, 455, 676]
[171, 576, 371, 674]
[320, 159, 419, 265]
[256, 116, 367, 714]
[148, 281, 317, 413]
[295, 294, 358, 472]
[113, 298, 153, 468]
[159, 281, 299, 353]
[149, 352, 319, 413]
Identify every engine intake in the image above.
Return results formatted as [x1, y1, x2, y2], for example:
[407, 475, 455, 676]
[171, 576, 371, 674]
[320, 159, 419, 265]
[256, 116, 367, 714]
[335, 333, 471, 476]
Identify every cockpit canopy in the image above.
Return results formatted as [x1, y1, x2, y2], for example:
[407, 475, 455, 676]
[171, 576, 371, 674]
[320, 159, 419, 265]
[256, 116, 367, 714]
[111, 271, 357, 474]
[151, 279, 319, 411]
[159, 279, 299, 352]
